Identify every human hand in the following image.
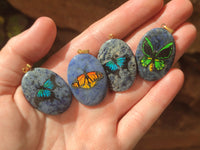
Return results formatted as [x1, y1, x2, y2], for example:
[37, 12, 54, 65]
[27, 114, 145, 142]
[0, 0, 196, 149]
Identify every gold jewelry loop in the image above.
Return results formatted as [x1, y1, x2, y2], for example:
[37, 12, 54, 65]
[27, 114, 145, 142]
[109, 34, 114, 39]
[77, 49, 89, 54]
[22, 64, 32, 73]
[161, 24, 174, 34]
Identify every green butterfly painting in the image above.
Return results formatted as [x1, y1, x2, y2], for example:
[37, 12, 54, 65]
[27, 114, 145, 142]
[140, 37, 173, 72]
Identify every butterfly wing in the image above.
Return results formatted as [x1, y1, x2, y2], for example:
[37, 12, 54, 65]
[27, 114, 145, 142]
[37, 89, 51, 98]
[85, 72, 103, 88]
[87, 72, 103, 81]
[43, 79, 54, 89]
[72, 74, 85, 88]
[81, 79, 91, 89]
[82, 78, 96, 89]
[154, 59, 165, 71]
[141, 37, 154, 67]
[141, 57, 152, 67]
[116, 57, 126, 68]
[105, 60, 118, 71]
[156, 42, 173, 60]
[154, 42, 173, 71]
[35, 77, 54, 99]
[72, 72, 104, 89]
[142, 37, 154, 58]
[35, 89, 52, 107]
[71, 82, 79, 88]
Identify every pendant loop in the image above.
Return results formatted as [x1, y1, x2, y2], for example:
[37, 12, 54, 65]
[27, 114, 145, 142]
[161, 24, 174, 34]
[77, 49, 89, 54]
[22, 64, 32, 73]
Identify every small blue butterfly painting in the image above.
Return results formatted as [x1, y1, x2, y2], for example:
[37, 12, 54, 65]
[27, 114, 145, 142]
[104, 55, 129, 73]
[34, 75, 60, 107]
[98, 39, 137, 92]
[105, 57, 126, 71]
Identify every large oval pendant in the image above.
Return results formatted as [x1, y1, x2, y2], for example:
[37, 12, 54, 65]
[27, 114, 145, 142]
[21, 68, 72, 115]
[135, 28, 176, 81]
[67, 54, 107, 106]
[98, 39, 137, 92]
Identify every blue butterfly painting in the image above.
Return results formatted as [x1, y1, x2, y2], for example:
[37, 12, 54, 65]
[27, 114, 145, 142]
[103, 55, 129, 73]
[34, 75, 60, 107]
[105, 57, 126, 71]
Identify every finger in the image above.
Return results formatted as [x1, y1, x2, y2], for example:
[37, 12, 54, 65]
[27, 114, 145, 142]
[0, 17, 57, 95]
[70, 0, 164, 54]
[115, 22, 196, 118]
[117, 68, 184, 149]
[47, 0, 192, 79]
[114, 0, 195, 118]
[173, 22, 197, 63]
[45, 0, 164, 70]
[127, 0, 194, 52]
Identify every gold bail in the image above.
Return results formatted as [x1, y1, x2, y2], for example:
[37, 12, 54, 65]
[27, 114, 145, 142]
[109, 34, 114, 39]
[161, 24, 174, 34]
[77, 49, 89, 54]
[22, 64, 32, 73]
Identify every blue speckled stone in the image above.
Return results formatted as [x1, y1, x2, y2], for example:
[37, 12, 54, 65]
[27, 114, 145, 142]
[21, 68, 72, 115]
[67, 54, 107, 106]
[98, 39, 137, 92]
[135, 28, 176, 81]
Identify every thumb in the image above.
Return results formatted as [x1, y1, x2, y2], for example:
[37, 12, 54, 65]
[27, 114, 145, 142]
[0, 17, 57, 94]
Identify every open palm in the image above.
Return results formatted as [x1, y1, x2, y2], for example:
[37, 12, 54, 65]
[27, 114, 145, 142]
[0, 0, 196, 150]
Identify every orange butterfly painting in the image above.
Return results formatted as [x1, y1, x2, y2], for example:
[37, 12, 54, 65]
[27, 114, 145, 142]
[72, 71, 104, 89]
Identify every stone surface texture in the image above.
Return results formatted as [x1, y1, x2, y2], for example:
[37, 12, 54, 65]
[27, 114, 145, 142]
[136, 28, 176, 81]
[21, 68, 72, 115]
[67, 54, 107, 106]
[98, 39, 137, 91]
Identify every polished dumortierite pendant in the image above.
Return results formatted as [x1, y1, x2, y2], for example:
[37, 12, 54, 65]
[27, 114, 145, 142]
[98, 39, 137, 92]
[21, 68, 72, 115]
[135, 28, 176, 81]
[67, 53, 107, 106]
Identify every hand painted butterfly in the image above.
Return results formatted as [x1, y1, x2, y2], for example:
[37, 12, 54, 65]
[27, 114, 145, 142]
[72, 71, 103, 89]
[140, 37, 173, 72]
[34, 75, 60, 107]
[103, 55, 129, 73]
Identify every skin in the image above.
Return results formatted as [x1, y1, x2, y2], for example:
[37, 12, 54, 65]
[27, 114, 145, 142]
[0, 0, 196, 149]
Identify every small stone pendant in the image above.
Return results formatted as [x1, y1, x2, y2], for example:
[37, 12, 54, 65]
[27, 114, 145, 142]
[135, 27, 176, 81]
[98, 39, 137, 92]
[67, 53, 107, 106]
[21, 67, 72, 115]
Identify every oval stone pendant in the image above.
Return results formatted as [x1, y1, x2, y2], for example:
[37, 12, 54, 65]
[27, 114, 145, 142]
[67, 54, 107, 106]
[98, 39, 137, 92]
[135, 28, 176, 81]
[21, 68, 72, 115]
